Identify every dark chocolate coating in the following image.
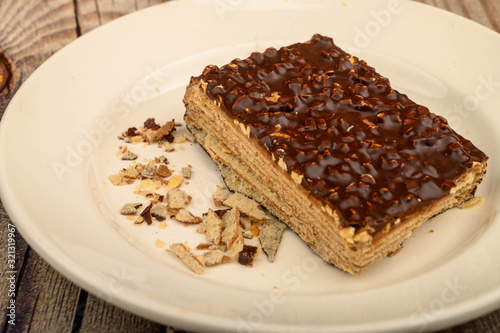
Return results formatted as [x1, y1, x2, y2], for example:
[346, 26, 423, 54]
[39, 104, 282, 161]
[198, 34, 487, 232]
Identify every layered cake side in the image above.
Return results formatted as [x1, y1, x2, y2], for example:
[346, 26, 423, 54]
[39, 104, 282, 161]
[183, 34, 488, 274]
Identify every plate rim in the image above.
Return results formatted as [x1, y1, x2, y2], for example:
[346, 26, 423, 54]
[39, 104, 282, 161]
[1, 0, 500, 332]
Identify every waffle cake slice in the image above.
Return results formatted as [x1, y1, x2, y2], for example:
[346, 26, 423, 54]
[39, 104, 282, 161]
[183, 34, 488, 274]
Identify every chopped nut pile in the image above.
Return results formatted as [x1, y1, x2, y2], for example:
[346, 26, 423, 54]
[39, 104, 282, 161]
[109, 118, 287, 275]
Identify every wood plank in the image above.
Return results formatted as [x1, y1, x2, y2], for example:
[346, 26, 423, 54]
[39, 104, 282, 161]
[0, 0, 82, 332]
[72, 2, 171, 330]
[479, 0, 500, 32]
[4, 249, 82, 333]
[413, 1, 500, 332]
[0, 1, 498, 332]
[72, 2, 171, 332]
[76, 0, 166, 35]
[415, 0, 468, 18]
[73, 1, 170, 329]
[1, 199, 81, 333]
[74, 2, 171, 330]
[462, 0, 496, 31]
[0, 201, 29, 331]
[415, 0, 500, 33]
[79, 294, 167, 333]
[441, 310, 500, 333]
[67, 0, 500, 332]
[0, 0, 78, 115]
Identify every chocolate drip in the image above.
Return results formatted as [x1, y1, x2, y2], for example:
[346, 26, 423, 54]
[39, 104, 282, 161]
[198, 34, 487, 232]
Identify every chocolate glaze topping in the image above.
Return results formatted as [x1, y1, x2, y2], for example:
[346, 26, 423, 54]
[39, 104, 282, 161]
[198, 34, 487, 233]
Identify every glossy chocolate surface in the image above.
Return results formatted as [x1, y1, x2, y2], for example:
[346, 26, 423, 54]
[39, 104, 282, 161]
[198, 34, 487, 232]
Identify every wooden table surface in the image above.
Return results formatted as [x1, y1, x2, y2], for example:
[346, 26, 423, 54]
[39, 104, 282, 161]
[1, 0, 499, 332]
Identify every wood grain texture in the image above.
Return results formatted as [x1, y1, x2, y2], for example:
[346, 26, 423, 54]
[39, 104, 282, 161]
[79, 295, 166, 333]
[73, 2, 169, 331]
[1, 201, 82, 333]
[0, 0, 179, 329]
[0, 0, 499, 332]
[0, 200, 28, 331]
[0, 1, 81, 331]
[0, 0, 78, 115]
[4, 249, 82, 333]
[76, 0, 166, 35]
[415, 0, 500, 33]
[0, 0, 80, 329]
[0, 53, 13, 97]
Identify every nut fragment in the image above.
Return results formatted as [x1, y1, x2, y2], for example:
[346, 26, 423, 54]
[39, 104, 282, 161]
[167, 175, 184, 189]
[239, 216, 253, 230]
[151, 204, 168, 221]
[221, 207, 244, 258]
[109, 174, 126, 186]
[117, 145, 128, 154]
[277, 157, 287, 171]
[223, 193, 268, 221]
[181, 165, 192, 179]
[291, 171, 304, 184]
[144, 118, 160, 130]
[172, 209, 202, 224]
[169, 243, 204, 274]
[122, 165, 139, 179]
[140, 165, 155, 179]
[166, 188, 192, 212]
[198, 250, 232, 267]
[324, 204, 334, 217]
[353, 230, 372, 245]
[258, 216, 287, 262]
[121, 150, 138, 160]
[153, 120, 176, 141]
[242, 230, 253, 239]
[157, 155, 168, 164]
[139, 203, 153, 225]
[164, 143, 175, 152]
[156, 164, 172, 177]
[251, 224, 260, 237]
[238, 245, 258, 266]
[340, 227, 355, 245]
[212, 186, 227, 206]
[120, 203, 142, 215]
[201, 209, 224, 245]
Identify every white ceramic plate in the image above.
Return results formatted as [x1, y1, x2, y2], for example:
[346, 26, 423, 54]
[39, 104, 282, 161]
[1, 0, 500, 332]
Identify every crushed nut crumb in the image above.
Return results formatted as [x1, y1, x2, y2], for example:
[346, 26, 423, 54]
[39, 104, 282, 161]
[109, 174, 126, 186]
[181, 165, 192, 179]
[121, 150, 138, 160]
[166, 188, 192, 213]
[156, 164, 172, 178]
[172, 208, 202, 224]
[120, 203, 142, 215]
[151, 204, 168, 221]
[167, 175, 184, 189]
[112, 118, 290, 275]
[212, 186, 227, 206]
[221, 207, 244, 258]
[258, 216, 287, 262]
[199, 250, 232, 267]
[223, 193, 268, 221]
[169, 243, 204, 274]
